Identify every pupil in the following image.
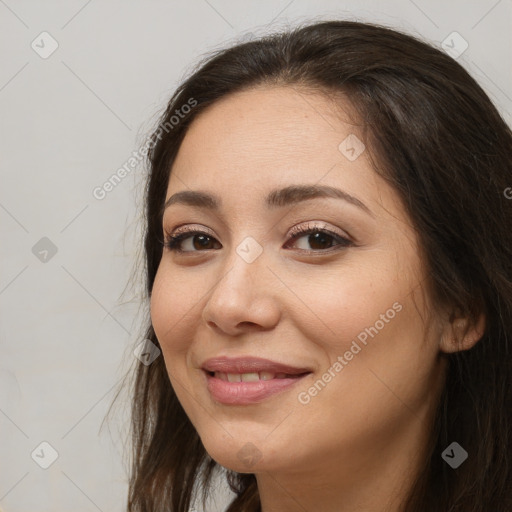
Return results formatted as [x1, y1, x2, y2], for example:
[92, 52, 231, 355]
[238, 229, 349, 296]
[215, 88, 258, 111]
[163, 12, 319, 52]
[310, 232, 331, 249]
[194, 235, 212, 250]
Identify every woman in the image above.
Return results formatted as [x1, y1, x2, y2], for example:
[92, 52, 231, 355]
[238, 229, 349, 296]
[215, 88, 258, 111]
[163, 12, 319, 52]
[124, 20, 512, 511]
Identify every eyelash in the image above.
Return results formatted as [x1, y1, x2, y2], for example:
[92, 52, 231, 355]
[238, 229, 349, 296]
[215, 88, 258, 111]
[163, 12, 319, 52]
[163, 222, 354, 255]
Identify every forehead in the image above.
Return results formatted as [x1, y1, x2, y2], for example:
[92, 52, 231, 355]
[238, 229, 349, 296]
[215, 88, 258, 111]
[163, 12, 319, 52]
[169, 86, 370, 189]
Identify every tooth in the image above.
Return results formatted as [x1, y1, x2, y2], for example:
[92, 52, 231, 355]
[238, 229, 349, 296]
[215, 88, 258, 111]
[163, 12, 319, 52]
[216, 371, 292, 382]
[241, 372, 260, 382]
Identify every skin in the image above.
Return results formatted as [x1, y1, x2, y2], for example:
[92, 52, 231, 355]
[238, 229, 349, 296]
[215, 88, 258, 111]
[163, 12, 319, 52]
[150, 86, 485, 512]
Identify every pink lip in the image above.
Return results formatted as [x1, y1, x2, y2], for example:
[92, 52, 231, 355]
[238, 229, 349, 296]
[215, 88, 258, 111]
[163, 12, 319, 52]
[204, 372, 310, 404]
[201, 356, 311, 375]
[201, 356, 312, 405]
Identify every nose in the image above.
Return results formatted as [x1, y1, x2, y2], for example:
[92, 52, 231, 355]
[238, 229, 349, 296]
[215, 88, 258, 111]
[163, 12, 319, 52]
[201, 247, 281, 336]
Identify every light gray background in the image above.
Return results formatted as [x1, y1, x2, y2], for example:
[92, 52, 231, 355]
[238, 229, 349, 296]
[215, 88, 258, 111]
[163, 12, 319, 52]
[1, 1, 510, 511]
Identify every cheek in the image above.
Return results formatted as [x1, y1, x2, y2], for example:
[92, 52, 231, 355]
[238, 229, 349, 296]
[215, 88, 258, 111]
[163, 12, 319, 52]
[288, 257, 406, 358]
[149, 262, 204, 371]
[149, 264, 205, 418]
[290, 252, 437, 406]
[299, 283, 438, 425]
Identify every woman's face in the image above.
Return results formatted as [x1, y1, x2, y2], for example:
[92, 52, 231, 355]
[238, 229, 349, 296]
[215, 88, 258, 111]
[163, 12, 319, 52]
[150, 86, 448, 478]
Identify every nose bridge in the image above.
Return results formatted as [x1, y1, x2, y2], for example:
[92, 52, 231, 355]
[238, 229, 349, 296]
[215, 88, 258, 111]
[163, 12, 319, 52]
[213, 234, 266, 299]
[202, 234, 279, 332]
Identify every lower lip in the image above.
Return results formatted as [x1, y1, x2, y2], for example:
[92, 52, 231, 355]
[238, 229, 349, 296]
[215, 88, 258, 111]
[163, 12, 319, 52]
[203, 371, 310, 405]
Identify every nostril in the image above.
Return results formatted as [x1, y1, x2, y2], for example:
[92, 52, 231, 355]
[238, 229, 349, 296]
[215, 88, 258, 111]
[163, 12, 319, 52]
[237, 321, 259, 330]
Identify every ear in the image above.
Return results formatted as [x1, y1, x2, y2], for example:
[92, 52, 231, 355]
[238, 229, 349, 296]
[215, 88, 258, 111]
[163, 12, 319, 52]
[439, 307, 486, 354]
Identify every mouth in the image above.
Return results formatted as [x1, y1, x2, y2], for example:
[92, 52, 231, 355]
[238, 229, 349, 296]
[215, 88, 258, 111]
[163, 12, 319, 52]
[200, 356, 313, 405]
[205, 370, 310, 382]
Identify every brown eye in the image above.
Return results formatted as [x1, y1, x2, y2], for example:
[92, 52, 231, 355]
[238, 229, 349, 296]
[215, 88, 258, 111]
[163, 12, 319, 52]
[164, 231, 222, 253]
[285, 225, 353, 253]
[298, 231, 336, 250]
[190, 234, 217, 250]
[164, 224, 353, 255]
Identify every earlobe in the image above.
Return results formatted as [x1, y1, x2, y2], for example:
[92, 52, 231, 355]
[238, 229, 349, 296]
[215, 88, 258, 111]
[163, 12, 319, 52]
[439, 310, 486, 354]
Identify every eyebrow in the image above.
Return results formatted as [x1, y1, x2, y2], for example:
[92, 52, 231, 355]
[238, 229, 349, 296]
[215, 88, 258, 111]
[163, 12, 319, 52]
[163, 184, 374, 217]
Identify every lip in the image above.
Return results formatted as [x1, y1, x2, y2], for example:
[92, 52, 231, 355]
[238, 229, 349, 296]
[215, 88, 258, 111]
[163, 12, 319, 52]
[201, 356, 311, 375]
[201, 356, 312, 405]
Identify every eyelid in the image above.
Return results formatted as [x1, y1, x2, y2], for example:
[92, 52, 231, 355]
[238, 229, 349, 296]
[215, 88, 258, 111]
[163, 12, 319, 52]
[286, 221, 351, 241]
[169, 223, 216, 237]
[163, 220, 355, 255]
[166, 221, 350, 241]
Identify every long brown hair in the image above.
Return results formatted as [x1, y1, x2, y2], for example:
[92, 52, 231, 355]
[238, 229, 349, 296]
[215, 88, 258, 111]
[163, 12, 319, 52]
[121, 20, 512, 511]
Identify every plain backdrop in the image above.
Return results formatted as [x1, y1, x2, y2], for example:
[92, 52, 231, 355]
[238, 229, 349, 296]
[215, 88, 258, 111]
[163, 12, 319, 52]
[1, 1, 511, 511]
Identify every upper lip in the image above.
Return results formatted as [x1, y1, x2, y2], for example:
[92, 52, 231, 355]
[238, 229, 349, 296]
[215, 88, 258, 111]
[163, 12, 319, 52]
[201, 356, 312, 375]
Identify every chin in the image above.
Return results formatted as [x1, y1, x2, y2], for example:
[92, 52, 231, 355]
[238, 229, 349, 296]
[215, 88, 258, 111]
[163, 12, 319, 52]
[206, 445, 268, 474]
[196, 429, 270, 473]
[202, 428, 308, 477]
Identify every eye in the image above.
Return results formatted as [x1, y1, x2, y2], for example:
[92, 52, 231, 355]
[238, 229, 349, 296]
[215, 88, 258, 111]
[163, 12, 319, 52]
[284, 222, 353, 253]
[163, 227, 220, 254]
[163, 222, 353, 254]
